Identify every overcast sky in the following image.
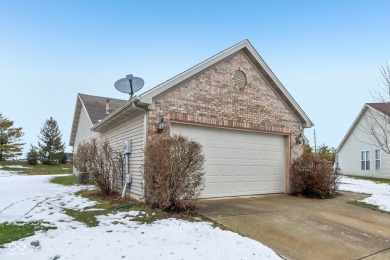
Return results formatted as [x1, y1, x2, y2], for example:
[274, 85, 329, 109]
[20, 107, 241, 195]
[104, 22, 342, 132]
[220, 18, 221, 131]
[1, 1, 390, 155]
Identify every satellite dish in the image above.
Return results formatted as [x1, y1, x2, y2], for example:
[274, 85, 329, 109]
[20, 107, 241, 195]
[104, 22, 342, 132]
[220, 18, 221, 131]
[114, 74, 144, 97]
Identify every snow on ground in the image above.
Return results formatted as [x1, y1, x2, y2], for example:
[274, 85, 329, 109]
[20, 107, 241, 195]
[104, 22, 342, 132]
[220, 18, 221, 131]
[2, 165, 32, 169]
[339, 176, 390, 212]
[0, 169, 280, 260]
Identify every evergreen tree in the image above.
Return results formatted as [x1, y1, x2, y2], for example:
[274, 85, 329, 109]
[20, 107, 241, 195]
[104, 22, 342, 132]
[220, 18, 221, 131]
[317, 144, 336, 163]
[27, 145, 39, 165]
[0, 113, 25, 160]
[38, 117, 66, 164]
[303, 144, 313, 155]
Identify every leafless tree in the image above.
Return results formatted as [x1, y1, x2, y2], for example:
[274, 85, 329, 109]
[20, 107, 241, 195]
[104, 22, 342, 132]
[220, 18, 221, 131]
[362, 64, 390, 154]
[370, 64, 390, 103]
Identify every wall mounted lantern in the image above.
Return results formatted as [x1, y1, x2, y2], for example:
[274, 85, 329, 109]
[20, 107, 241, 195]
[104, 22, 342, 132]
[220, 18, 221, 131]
[296, 133, 305, 145]
[157, 117, 165, 132]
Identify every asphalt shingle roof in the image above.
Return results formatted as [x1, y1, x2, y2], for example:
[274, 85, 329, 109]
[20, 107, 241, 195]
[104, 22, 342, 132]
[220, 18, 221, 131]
[78, 93, 126, 124]
[367, 103, 390, 117]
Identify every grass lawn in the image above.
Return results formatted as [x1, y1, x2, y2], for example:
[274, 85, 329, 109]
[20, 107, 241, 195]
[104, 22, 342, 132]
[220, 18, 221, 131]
[51, 175, 78, 186]
[64, 189, 206, 227]
[0, 172, 213, 245]
[0, 222, 56, 247]
[0, 161, 72, 175]
[348, 201, 390, 214]
[49, 177, 204, 227]
[346, 175, 390, 184]
[65, 189, 172, 227]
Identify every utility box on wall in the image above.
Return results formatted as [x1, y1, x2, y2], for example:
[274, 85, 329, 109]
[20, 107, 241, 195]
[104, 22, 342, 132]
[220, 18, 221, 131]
[123, 140, 132, 154]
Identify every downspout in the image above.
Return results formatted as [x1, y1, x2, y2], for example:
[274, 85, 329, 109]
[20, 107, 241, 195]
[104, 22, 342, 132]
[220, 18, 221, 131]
[132, 101, 149, 201]
[121, 148, 130, 198]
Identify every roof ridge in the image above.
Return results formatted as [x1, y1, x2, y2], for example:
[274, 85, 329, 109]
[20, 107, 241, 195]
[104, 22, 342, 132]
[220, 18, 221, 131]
[78, 93, 127, 102]
[140, 39, 250, 97]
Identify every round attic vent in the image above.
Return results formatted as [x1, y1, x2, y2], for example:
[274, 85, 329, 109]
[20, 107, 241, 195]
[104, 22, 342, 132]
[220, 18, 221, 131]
[234, 70, 247, 88]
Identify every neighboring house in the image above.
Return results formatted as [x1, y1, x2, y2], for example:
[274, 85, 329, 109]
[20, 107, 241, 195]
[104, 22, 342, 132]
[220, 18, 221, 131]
[70, 39, 313, 200]
[337, 103, 390, 178]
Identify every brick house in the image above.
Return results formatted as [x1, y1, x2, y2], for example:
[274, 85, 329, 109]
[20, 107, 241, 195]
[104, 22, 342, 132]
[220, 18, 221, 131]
[70, 40, 313, 200]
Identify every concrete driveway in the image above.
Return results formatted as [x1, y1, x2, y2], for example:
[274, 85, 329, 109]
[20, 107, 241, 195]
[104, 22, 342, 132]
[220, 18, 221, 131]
[197, 192, 390, 260]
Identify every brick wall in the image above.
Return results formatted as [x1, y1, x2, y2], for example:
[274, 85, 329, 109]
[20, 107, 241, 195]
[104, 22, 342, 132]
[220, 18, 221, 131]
[147, 51, 304, 163]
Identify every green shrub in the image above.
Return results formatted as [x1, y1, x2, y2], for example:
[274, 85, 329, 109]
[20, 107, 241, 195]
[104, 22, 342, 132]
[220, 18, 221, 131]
[26, 146, 39, 165]
[143, 135, 205, 212]
[291, 153, 341, 198]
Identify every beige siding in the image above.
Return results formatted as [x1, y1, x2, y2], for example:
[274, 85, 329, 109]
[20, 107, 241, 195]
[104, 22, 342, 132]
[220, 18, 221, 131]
[338, 109, 390, 178]
[73, 106, 100, 173]
[100, 112, 145, 198]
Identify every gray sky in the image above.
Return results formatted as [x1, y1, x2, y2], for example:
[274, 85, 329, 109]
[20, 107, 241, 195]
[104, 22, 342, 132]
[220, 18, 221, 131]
[1, 1, 390, 155]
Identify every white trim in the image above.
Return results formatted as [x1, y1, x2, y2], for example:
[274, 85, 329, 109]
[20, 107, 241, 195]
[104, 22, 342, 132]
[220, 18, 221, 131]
[337, 104, 388, 152]
[375, 148, 381, 171]
[91, 96, 141, 131]
[335, 154, 339, 169]
[69, 94, 95, 146]
[337, 105, 368, 152]
[361, 150, 370, 171]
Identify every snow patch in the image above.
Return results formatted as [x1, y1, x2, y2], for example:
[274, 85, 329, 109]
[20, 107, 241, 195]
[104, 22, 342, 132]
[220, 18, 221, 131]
[339, 176, 390, 212]
[4, 165, 32, 169]
[0, 169, 281, 259]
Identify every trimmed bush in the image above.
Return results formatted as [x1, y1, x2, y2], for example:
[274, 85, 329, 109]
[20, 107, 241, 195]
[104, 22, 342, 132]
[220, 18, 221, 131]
[291, 153, 341, 198]
[143, 135, 205, 211]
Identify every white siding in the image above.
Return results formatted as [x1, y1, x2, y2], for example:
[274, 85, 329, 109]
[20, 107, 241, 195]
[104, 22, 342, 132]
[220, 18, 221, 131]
[338, 109, 390, 178]
[100, 112, 145, 198]
[73, 106, 100, 173]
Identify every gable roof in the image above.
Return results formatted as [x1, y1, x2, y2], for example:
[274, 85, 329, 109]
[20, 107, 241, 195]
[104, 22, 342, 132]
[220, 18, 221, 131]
[78, 93, 126, 124]
[69, 93, 126, 146]
[337, 103, 389, 152]
[138, 39, 313, 128]
[91, 39, 314, 132]
[367, 103, 390, 116]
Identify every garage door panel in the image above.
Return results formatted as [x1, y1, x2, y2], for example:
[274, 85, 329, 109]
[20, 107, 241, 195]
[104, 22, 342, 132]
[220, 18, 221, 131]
[171, 124, 286, 198]
[221, 148, 235, 159]
[206, 147, 219, 158]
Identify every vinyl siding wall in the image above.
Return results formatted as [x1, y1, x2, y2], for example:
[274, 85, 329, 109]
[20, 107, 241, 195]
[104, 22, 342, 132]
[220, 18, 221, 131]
[338, 109, 390, 178]
[73, 106, 100, 173]
[100, 111, 145, 198]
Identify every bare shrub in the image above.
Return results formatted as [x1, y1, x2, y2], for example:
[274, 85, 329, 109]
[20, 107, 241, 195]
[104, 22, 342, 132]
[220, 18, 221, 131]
[74, 142, 89, 173]
[74, 139, 124, 196]
[143, 135, 205, 211]
[291, 153, 341, 199]
[112, 150, 125, 190]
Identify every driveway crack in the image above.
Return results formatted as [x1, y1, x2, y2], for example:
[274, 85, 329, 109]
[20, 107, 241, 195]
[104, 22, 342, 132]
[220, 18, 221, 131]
[356, 247, 390, 260]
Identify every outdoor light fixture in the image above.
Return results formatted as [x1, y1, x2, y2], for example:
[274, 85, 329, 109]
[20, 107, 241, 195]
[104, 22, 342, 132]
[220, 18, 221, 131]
[157, 117, 165, 132]
[296, 133, 304, 145]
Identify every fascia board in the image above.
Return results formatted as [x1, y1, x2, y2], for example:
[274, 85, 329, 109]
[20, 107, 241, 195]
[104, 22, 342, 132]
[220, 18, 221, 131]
[337, 105, 369, 152]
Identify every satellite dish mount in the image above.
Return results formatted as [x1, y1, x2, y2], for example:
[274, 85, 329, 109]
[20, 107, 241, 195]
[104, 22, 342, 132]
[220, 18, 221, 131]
[126, 74, 134, 97]
[114, 74, 145, 98]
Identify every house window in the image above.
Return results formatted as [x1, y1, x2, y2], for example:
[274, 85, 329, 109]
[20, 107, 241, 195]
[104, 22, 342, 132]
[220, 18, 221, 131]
[375, 149, 381, 171]
[335, 154, 339, 169]
[361, 150, 370, 170]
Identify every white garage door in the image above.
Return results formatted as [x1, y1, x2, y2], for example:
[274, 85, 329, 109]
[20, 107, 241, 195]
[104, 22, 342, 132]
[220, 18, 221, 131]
[171, 123, 286, 198]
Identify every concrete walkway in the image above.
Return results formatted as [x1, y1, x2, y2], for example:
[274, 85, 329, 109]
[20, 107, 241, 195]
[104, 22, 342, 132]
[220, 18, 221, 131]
[197, 192, 390, 260]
